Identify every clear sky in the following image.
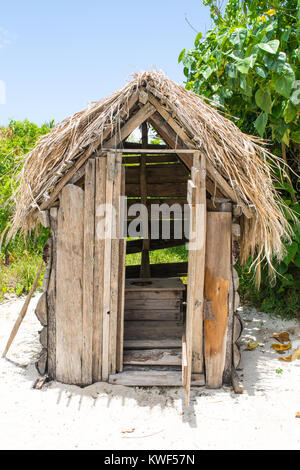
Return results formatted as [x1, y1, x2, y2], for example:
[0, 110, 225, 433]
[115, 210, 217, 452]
[0, 0, 212, 126]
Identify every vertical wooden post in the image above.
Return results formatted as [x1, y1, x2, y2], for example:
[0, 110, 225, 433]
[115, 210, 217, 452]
[116, 165, 126, 372]
[102, 153, 115, 381]
[82, 159, 96, 385]
[109, 151, 122, 374]
[56, 185, 84, 384]
[140, 122, 151, 278]
[92, 156, 106, 382]
[184, 151, 206, 405]
[47, 207, 58, 379]
[204, 211, 232, 388]
[192, 152, 206, 374]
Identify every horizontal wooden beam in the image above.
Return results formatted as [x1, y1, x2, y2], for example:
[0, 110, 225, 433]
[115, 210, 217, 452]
[126, 182, 187, 197]
[103, 148, 197, 153]
[124, 338, 182, 349]
[123, 142, 168, 149]
[123, 348, 182, 366]
[125, 163, 189, 184]
[108, 370, 205, 386]
[126, 237, 186, 254]
[126, 262, 188, 278]
[123, 154, 179, 164]
[124, 320, 184, 341]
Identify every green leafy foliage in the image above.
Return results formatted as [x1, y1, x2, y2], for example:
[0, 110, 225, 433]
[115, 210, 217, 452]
[179, 0, 300, 317]
[179, 0, 300, 145]
[0, 119, 53, 300]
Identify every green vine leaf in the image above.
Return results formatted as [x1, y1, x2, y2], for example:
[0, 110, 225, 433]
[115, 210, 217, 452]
[254, 111, 268, 136]
[257, 40, 280, 55]
[255, 89, 272, 113]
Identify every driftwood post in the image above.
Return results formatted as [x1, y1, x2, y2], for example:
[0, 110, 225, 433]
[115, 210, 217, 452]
[2, 261, 44, 357]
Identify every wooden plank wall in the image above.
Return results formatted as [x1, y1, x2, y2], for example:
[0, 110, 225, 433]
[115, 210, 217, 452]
[204, 211, 232, 388]
[184, 152, 206, 405]
[55, 185, 84, 384]
[52, 153, 125, 385]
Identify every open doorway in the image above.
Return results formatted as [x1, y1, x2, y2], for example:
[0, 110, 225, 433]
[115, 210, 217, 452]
[109, 122, 199, 386]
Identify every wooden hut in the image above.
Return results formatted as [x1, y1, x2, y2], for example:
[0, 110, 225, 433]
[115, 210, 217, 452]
[9, 71, 290, 403]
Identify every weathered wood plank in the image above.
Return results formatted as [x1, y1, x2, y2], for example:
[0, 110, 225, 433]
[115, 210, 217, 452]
[191, 154, 206, 375]
[47, 207, 58, 379]
[126, 262, 188, 279]
[124, 321, 184, 341]
[182, 335, 187, 387]
[116, 165, 126, 372]
[126, 198, 187, 210]
[204, 211, 232, 388]
[224, 256, 234, 384]
[92, 157, 106, 381]
[125, 277, 185, 292]
[39, 327, 47, 348]
[109, 152, 122, 374]
[35, 292, 47, 326]
[2, 260, 44, 359]
[233, 343, 242, 370]
[123, 142, 168, 150]
[108, 370, 205, 386]
[125, 298, 181, 310]
[123, 348, 182, 366]
[82, 159, 95, 385]
[126, 237, 186, 255]
[126, 182, 187, 197]
[124, 338, 182, 349]
[124, 309, 181, 321]
[232, 369, 243, 394]
[101, 153, 115, 381]
[123, 154, 178, 164]
[56, 185, 84, 385]
[125, 289, 182, 300]
[126, 164, 189, 184]
[35, 349, 47, 376]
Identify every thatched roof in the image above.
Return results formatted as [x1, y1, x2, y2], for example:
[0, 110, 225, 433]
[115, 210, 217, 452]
[8, 70, 292, 276]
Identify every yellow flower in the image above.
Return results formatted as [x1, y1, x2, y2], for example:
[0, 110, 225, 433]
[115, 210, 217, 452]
[266, 9, 276, 16]
[261, 15, 267, 23]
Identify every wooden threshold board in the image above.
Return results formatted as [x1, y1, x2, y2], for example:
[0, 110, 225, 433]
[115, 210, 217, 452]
[108, 370, 205, 387]
[123, 348, 182, 366]
[124, 339, 182, 349]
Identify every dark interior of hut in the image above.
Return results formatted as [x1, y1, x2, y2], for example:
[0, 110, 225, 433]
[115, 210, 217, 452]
[121, 122, 190, 375]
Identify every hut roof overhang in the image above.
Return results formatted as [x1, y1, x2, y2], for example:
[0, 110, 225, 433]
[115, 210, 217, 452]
[8, 70, 291, 272]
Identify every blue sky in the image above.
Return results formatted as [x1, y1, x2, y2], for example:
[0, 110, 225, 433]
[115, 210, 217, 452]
[0, 1, 212, 126]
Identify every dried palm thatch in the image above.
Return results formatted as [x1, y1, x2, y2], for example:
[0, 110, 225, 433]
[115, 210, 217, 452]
[7, 70, 293, 279]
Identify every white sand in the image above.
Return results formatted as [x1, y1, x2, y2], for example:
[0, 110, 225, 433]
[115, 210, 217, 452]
[0, 294, 300, 450]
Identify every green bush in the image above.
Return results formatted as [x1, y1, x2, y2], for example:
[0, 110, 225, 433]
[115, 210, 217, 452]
[179, 0, 300, 317]
[0, 119, 53, 298]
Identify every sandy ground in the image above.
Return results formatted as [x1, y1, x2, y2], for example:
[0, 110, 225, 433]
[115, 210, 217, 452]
[0, 293, 300, 450]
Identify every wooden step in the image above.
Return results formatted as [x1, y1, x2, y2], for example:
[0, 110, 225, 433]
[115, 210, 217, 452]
[123, 348, 181, 366]
[125, 298, 181, 310]
[124, 339, 182, 349]
[124, 309, 181, 321]
[125, 278, 186, 291]
[108, 370, 205, 387]
[124, 321, 184, 340]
